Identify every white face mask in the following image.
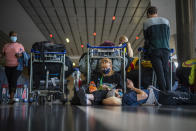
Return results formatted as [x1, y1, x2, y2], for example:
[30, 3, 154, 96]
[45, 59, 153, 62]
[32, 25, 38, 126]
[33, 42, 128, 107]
[10, 36, 17, 43]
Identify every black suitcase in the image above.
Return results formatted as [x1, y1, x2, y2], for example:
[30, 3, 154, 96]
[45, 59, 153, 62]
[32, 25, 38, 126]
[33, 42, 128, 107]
[32, 41, 66, 52]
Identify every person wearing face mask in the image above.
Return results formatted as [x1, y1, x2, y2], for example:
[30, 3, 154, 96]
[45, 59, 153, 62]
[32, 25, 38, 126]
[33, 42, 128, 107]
[2, 31, 25, 104]
[76, 58, 123, 105]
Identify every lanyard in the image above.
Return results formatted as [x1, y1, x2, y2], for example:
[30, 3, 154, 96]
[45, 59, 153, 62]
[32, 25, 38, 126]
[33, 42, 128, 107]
[100, 76, 103, 86]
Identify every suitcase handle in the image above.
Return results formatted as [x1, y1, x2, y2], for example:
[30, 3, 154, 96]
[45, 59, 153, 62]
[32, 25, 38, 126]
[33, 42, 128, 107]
[87, 43, 126, 49]
[31, 49, 66, 54]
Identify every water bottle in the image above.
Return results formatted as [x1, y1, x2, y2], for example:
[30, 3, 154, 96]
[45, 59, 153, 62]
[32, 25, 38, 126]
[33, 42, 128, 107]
[73, 68, 81, 91]
[23, 83, 28, 102]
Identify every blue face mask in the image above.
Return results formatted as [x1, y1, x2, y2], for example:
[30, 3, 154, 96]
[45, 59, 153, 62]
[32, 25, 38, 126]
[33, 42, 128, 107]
[102, 68, 110, 74]
[10, 36, 17, 43]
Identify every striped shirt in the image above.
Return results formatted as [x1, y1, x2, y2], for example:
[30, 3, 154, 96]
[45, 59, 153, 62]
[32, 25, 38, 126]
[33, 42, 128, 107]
[143, 17, 170, 51]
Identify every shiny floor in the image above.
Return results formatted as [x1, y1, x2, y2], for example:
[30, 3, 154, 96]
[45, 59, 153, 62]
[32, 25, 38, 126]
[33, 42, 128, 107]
[0, 103, 196, 131]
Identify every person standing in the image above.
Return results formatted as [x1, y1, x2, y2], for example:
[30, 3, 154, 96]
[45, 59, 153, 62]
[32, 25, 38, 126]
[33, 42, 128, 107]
[2, 31, 25, 104]
[143, 6, 171, 92]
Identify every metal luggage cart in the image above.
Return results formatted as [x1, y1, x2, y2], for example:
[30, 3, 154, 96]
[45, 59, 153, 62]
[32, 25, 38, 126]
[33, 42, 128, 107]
[29, 49, 67, 104]
[138, 47, 174, 90]
[87, 44, 127, 93]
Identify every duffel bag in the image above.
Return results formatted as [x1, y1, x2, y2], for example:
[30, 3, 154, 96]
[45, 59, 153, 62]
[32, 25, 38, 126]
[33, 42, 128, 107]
[32, 41, 66, 52]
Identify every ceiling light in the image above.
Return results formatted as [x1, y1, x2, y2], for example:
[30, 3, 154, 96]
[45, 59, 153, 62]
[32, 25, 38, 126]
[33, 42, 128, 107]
[66, 38, 70, 43]
[73, 62, 76, 66]
[81, 44, 84, 48]
[49, 34, 53, 38]
[136, 36, 139, 40]
[112, 16, 116, 21]
[93, 32, 96, 36]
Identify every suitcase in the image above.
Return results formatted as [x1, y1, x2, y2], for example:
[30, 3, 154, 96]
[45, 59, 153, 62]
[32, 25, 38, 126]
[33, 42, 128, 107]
[32, 41, 66, 52]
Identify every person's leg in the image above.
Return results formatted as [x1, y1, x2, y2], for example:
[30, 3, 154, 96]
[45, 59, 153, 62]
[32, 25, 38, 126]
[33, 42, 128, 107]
[12, 70, 22, 93]
[5, 67, 14, 96]
[76, 87, 92, 105]
[150, 50, 167, 92]
[9, 69, 21, 96]
[92, 90, 108, 105]
[161, 50, 170, 91]
[8, 68, 21, 103]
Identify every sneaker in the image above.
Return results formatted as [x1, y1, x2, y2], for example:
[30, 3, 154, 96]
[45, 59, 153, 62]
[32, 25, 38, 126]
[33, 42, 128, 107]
[76, 87, 88, 105]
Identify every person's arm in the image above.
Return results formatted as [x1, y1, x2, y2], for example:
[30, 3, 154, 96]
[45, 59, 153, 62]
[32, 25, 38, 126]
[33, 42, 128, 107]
[127, 42, 133, 57]
[131, 87, 148, 101]
[2, 44, 6, 56]
[127, 79, 148, 101]
[15, 44, 25, 58]
[0, 52, 4, 58]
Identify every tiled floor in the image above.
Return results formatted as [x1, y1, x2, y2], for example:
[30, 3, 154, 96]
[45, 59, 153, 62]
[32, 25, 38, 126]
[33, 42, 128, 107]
[0, 103, 196, 131]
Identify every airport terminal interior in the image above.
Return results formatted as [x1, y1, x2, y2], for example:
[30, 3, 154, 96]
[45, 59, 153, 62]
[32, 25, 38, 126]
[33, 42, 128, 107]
[0, 0, 196, 131]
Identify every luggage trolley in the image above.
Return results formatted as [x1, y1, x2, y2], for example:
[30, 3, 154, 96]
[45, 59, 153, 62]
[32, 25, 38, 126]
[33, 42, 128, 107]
[138, 47, 174, 90]
[29, 49, 67, 104]
[87, 44, 127, 93]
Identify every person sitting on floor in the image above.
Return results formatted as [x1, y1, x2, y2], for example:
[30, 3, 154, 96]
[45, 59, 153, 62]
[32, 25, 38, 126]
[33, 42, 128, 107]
[76, 58, 123, 105]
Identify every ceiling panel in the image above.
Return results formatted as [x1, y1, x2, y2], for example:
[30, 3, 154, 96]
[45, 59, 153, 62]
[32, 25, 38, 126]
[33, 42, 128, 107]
[129, 0, 141, 7]
[52, 0, 64, 8]
[18, 0, 150, 56]
[96, 0, 106, 8]
[77, 8, 85, 16]
[135, 7, 146, 17]
[87, 8, 95, 17]
[118, 0, 129, 8]
[115, 7, 126, 17]
[125, 8, 136, 17]
[97, 8, 105, 16]
[86, 0, 95, 8]
[106, 8, 115, 17]
[42, 0, 53, 7]
[75, 0, 84, 8]
[139, 0, 150, 7]
[63, 0, 74, 7]
[67, 8, 77, 16]
[31, 0, 42, 8]
[108, 0, 117, 8]
[35, 8, 47, 17]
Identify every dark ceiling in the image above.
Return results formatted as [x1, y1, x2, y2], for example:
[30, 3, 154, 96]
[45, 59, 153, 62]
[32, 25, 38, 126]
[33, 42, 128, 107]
[17, 0, 150, 56]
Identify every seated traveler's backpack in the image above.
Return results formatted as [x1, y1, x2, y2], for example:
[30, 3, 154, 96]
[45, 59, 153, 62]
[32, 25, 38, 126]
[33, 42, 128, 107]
[158, 91, 192, 105]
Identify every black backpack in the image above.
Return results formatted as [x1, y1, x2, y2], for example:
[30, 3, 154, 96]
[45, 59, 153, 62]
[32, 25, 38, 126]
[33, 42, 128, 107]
[158, 91, 192, 105]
